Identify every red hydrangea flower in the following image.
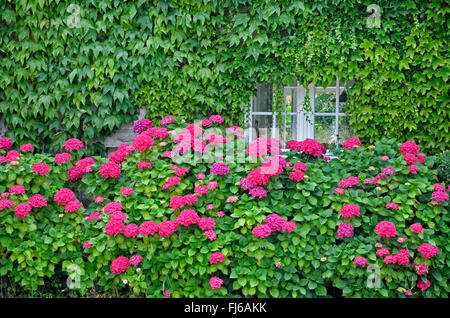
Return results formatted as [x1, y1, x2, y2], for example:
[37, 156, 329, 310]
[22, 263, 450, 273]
[138, 161, 152, 170]
[289, 170, 305, 182]
[20, 143, 33, 151]
[194, 185, 209, 196]
[144, 127, 169, 139]
[198, 217, 216, 231]
[94, 196, 105, 203]
[417, 243, 438, 259]
[85, 211, 102, 221]
[130, 254, 143, 266]
[381, 167, 395, 175]
[9, 185, 26, 195]
[433, 183, 445, 192]
[353, 256, 367, 267]
[63, 138, 84, 151]
[410, 223, 423, 234]
[103, 202, 122, 213]
[54, 188, 75, 206]
[110, 211, 127, 222]
[252, 224, 271, 238]
[203, 229, 217, 241]
[209, 115, 224, 124]
[0, 199, 15, 210]
[247, 168, 270, 186]
[431, 191, 449, 203]
[408, 165, 418, 174]
[14, 203, 31, 218]
[338, 177, 360, 188]
[111, 256, 130, 274]
[120, 187, 134, 196]
[0, 137, 13, 150]
[399, 141, 420, 154]
[99, 162, 121, 179]
[375, 221, 397, 239]
[376, 248, 390, 257]
[394, 249, 410, 266]
[281, 221, 297, 233]
[160, 115, 175, 125]
[206, 181, 218, 191]
[386, 202, 399, 210]
[337, 223, 354, 238]
[105, 220, 125, 235]
[158, 220, 178, 237]
[293, 162, 308, 171]
[133, 119, 153, 133]
[132, 133, 154, 152]
[32, 163, 50, 176]
[249, 186, 267, 199]
[162, 176, 181, 190]
[123, 223, 139, 237]
[340, 204, 360, 218]
[29, 194, 47, 208]
[342, 137, 361, 149]
[175, 209, 200, 226]
[65, 200, 82, 213]
[403, 153, 418, 164]
[209, 276, 223, 290]
[417, 278, 430, 291]
[265, 213, 285, 231]
[298, 138, 326, 157]
[55, 153, 71, 164]
[209, 252, 225, 264]
[139, 221, 159, 236]
[210, 162, 230, 175]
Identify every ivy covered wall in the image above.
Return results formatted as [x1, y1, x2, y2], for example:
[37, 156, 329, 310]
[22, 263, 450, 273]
[0, 0, 448, 153]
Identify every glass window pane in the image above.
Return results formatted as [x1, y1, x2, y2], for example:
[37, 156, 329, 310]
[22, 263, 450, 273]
[253, 83, 272, 112]
[280, 114, 297, 146]
[338, 87, 348, 112]
[338, 116, 354, 145]
[314, 116, 336, 149]
[315, 91, 336, 113]
[284, 87, 296, 113]
[252, 115, 273, 140]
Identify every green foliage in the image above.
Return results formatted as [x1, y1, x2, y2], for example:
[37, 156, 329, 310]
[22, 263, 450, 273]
[435, 150, 450, 185]
[0, 151, 84, 291]
[1, 1, 448, 153]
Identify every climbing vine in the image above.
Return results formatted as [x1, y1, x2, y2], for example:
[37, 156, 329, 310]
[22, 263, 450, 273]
[0, 1, 448, 154]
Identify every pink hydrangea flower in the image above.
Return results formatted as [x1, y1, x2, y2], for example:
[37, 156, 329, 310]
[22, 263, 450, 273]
[333, 188, 345, 195]
[206, 204, 215, 210]
[198, 218, 216, 230]
[0, 137, 13, 150]
[281, 221, 297, 233]
[209, 276, 223, 290]
[252, 225, 271, 238]
[265, 213, 285, 231]
[55, 153, 71, 164]
[203, 229, 217, 241]
[342, 137, 361, 149]
[139, 221, 159, 236]
[340, 204, 360, 218]
[158, 220, 178, 237]
[206, 181, 218, 191]
[174, 209, 200, 226]
[226, 195, 238, 203]
[14, 203, 31, 218]
[83, 240, 93, 249]
[249, 186, 267, 199]
[123, 223, 139, 237]
[62, 138, 84, 151]
[9, 185, 26, 195]
[337, 223, 354, 238]
[85, 211, 102, 221]
[399, 141, 420, 154]
[29, 194, 47, 208]
[120, 187, 134, 196]
[408, 165, 418, 174]
[53, 188, 75, 206]
[210, 162, 230, 175]
[386, 202, 399, 210]
[65, 200, 82, 213]
[417, 243, 438, 259]
[217, 211, 225, 217]
[138, 161, 152, 170]
[376, 248, 390, 257]
[20, 143, 33, 151]
[353, 257, 367, 267]
[417, 278, 430, 291]
[110, 256, 130, 275]
[0, 199, 15, 210]
[197, 173, 205, 180]
[105, 220, 125, 235]
[99, 162, 121, 179]
[375, 221, 397, 238]
[381, 167, 395, 175]
[129, 254, 143, 266]
[103, 202, 122, 213]
[380, 156, 389, 161]
[410, 223, 423, 234]
[209, 252, 225, 264]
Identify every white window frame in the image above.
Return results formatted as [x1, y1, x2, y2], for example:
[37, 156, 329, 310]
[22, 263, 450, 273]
[246, 76, 350, 152]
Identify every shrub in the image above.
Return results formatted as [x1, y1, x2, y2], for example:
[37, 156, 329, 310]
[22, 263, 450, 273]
[435, 150, 450, 186]
[1, 118, 448, 298]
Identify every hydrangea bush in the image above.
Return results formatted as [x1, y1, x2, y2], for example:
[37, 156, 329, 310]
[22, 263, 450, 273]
[0, 117, 448, 298]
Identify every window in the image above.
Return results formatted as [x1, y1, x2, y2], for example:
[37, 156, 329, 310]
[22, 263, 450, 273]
[246, 77, 354, 151]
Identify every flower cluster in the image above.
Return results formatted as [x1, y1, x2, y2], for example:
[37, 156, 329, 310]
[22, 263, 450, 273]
[340, 204, 360, 218]
[210, 162, 230, 175]
[99, 161, 121, 179]
[32, 162, 50, 176]
[375, 221, 397, 239]
[62, 138, 84, 151]
[133, 118, 153, 133]
[169, 194, 197, 210]
[343, 137, 361, 149]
